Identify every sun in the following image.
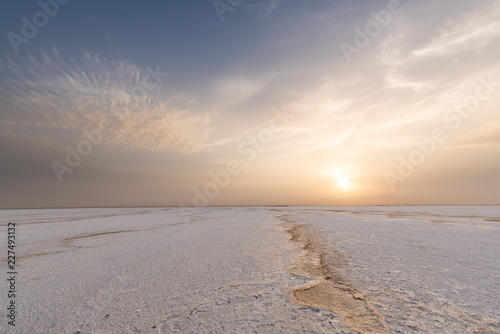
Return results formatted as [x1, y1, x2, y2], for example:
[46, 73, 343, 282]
[337, 177, 351, 190]
[326, 167, 354, 191]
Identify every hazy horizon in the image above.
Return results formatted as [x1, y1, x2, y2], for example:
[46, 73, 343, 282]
[1, 0, 499, 208]
[3, 204, 500, 211]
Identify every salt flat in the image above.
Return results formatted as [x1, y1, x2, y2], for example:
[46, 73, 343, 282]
[0, 206, 499, 333]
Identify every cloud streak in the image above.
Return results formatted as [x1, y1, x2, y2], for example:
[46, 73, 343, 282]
[0, 49, 212, 153]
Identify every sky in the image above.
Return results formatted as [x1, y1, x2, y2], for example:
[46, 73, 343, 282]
[0, 0, 499, 208]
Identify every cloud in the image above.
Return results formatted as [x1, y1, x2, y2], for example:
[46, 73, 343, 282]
[412, 20, 500, 59]
[451, 121, 500, 149]
[0, 49, 212, 153]
[376, 1, 500, 92]
[110, 103, 212, 152]
[211, 77, 263, 110]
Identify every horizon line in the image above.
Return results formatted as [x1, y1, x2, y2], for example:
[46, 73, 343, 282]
[1, 204, 499, 210]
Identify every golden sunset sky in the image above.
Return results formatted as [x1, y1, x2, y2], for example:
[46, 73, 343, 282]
[1, 0, 499, 208]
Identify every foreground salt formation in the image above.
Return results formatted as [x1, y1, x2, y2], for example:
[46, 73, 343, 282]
[0, 206, 498, 333]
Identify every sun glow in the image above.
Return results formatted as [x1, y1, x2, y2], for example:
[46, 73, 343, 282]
[337, 177, 351, 190]
[326, 168, 354, 191]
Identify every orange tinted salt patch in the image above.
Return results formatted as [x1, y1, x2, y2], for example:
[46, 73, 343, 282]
[281, 218, 388, 334]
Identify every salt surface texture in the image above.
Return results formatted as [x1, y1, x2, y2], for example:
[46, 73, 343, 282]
[0, 206, 498, 333]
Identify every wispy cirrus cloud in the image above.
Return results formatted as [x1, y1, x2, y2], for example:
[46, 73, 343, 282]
[0, 49, 212, 153]
[376, 1, 499, 87]
[411, 12, 500, 59]
[450, 121, 500, 149]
